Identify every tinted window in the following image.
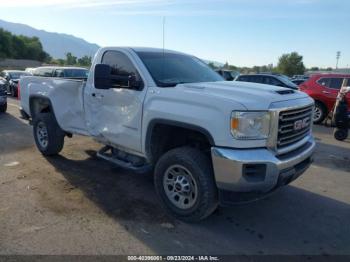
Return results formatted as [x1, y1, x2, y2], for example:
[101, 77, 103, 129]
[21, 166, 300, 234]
[264, 76, 282, 86]
[250, 75, 263, 83]
[136, 51, 223, 87]
[223, 71, 234, 80]
[236, 76, 250, 82]
[318, 78, 331, 87]
[9, 72, 31, 79]
[34, 68, 53, 77]
[329, 78, 343, 89]
[102, 51, 142, 88]
[276, 75, 297, 88]
[63, 69, 88, 78]
[54, 69, 64, 77]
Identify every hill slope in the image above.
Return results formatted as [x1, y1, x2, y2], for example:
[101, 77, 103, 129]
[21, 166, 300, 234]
[0, 19, 99, 59]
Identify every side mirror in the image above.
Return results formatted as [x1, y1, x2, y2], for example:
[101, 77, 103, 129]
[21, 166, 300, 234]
[345, 86, 350, 93]
[94, 64, 143, 90]
[128, 75, 143, 90]
[94, 64, 112, 89]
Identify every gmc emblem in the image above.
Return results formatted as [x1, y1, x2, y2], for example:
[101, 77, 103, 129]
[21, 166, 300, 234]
[294, 117, 310, 131]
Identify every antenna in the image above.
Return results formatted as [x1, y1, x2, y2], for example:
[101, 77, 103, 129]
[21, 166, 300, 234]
[162, 16, 166, 52]
[161, 16, 166, 80]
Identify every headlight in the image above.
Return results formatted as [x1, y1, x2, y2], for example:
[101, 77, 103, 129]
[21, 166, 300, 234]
[231, 111, 270, 140]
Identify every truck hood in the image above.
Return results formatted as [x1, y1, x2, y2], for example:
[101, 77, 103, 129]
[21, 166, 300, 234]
[177, 81, 310, 110]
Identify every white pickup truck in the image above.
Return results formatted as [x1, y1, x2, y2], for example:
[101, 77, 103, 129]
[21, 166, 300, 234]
[20, 47, 315, 221]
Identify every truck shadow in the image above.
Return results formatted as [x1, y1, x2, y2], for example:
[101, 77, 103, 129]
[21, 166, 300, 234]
[45, 151, 350, 254]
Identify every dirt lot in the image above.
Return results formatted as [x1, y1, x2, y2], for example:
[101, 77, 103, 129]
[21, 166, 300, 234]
[1, 98, 350, 255]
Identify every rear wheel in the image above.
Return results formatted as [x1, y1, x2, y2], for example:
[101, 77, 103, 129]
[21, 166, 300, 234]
[154, 147, 218, 222]
[334, 129, 348, 141]
[313, 102, 327, 124]
[33, 113, 65, 156]
[0, 103, 7, 113]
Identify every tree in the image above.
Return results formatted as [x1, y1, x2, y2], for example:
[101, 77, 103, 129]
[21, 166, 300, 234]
[77, 55, 92, 66]
[208, 62, 217, 69]
[65, 52, 77, 65]
[0, 28, 50, 62]
[276, 52, 305, 77]
[228, 65, 238, 71]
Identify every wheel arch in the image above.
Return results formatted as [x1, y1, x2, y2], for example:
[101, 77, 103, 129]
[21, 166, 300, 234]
[145, 119, 215, 163]
[29, 95, 63, 131]
[29, 95, 55, 119]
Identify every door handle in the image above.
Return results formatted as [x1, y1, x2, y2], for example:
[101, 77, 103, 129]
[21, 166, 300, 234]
[322, 91, 331, 94]
[92, 93, 104, 99]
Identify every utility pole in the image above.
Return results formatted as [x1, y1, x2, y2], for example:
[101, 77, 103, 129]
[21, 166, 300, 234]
[336, 51, 341, 69]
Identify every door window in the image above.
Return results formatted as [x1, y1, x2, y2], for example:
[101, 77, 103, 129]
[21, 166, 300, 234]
[34, 68, 53, 77]
[264, 76, 283, 86]
[328, 78, 343, 89]
[251, 75, 263, 83]
[102, 51, 143, 89]
[317, 77, 343, 89]
[54, 69, 65, 77]
[237, 76, 249, 82]
[317, 78, 331, 87]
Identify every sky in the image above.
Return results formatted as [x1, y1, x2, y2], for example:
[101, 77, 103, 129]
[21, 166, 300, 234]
[0, 0, 349, 68]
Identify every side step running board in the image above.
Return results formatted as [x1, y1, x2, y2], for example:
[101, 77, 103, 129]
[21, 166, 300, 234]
[96, 146, 152, 173]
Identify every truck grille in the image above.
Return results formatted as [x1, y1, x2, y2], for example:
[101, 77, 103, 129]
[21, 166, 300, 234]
[277, 105, 313, 149]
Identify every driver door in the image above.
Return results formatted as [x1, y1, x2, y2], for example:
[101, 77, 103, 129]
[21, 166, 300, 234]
[84, 50, 147, 153]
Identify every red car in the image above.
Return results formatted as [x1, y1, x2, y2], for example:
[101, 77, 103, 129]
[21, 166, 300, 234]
[299, 74, 350, 124]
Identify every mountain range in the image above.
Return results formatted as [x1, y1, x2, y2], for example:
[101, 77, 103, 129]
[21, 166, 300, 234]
[0, 19, 100, 59]
[0, 19, 225, 67]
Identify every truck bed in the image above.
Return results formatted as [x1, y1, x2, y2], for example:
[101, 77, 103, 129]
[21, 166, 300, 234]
[20, 76, 89, 135]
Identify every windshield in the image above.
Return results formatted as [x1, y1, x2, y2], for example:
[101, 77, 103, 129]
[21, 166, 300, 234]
[136, 51, 224, 87]
[9, 72, 31, 79]
[277, 75, 298, 88]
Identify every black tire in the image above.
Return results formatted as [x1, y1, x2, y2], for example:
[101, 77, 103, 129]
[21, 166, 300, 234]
[334, 129, 348, 141]
[0, 103, 7, 113]
[313, 101, 327, 124]
[10, 86, 17, 97]
[154, 147, 218, 222]
[33, 113, 65, 156]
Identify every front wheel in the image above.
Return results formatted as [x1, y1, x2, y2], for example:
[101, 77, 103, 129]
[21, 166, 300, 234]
[154, 147, 218, 222]
[10, 86, 17, 97]
[33, 113, 65, 156]
[313, 102, 327, 124]
[0, 103, 7, 113]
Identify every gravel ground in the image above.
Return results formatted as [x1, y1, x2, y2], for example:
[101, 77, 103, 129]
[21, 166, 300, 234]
[0, 98, 349, 255]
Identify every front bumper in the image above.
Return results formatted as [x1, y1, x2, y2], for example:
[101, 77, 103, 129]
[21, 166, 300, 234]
[211, 136, 315, 196]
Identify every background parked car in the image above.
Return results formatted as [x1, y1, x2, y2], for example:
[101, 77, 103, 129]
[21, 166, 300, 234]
[0, 70, 31, 97]
[25, 68, 36, 75]
[0, 78, 7, 113]
[32, 66, 89, 79]
[291, 79, 306, 85]
[216, 69, 239, 81]
[291, 75, 309, 86]
[235, 73, 298, 90]
[299, 74, 350, 124]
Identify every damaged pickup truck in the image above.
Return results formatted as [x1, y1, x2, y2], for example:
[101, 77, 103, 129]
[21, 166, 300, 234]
[19, 47, 315, 222]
